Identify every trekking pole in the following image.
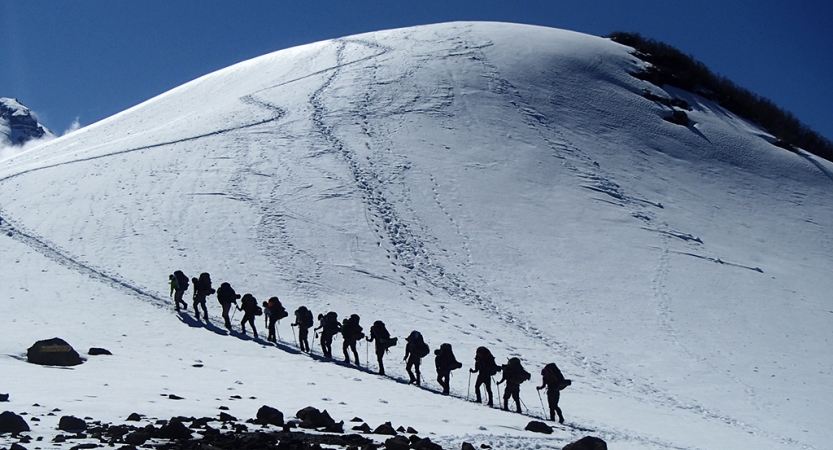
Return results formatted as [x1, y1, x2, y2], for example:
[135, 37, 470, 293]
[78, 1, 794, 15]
[292, 325, 298, 347]
[520, 397, 529, 415]
[276, 320, 282, 342]
[467, 371, 472, 401]
[365, 340, 369, 368]
[537, 389, 547, 418]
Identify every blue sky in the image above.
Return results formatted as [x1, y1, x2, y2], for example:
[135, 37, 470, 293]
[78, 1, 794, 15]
[2, 1, 831, 140]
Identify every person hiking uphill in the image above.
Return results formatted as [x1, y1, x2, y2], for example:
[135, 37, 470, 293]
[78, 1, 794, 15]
[216, 282, 241, 330]
[341, 314, 364, 365]
[169, 270, 189, 312]
[191, 272, 215, 320]
[404, 330, 429, 386]
[497, 357, 531, 413]
[434, 343, 463, 395]
[318, 312, 341, 358]
[537, 362, 570, 423]
[292, 306, 313, 353]
[366, 320, 397, 375]
[470, 346, 500, 406]
[238, 293, 261, 339]
[263, 296, 287, 343]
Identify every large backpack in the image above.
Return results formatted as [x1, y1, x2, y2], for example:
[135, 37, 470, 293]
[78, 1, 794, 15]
[343, 314, 364, 341]
[268, 297, 288, 320]
[173, 270, 189, 291]
[543, 363, 571, 390]
[371, 321, 397, 349]
[198, 273, 215, 295]
[323, 312, 340, 335]
[296, 307, 314, 328]
[504, 358, 531, 385]
[408, 331, 429, 359]
[476, 347, 499, 376]
[435, 343, 462, 371]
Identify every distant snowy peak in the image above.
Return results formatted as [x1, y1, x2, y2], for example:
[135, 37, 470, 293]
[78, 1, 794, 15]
[0, 97, 54, 146]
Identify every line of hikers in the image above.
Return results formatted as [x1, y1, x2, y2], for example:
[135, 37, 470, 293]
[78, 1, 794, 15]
[169, 270, 570, 422]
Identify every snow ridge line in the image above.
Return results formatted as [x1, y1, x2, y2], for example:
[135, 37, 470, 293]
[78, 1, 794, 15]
[0, 211, 169, 309]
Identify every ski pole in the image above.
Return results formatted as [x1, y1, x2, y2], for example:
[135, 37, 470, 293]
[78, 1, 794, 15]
[292, 325, 298, 347]
[537, 389, 547, 418]
[520, 397, 529, 414]
[276, 320, 281, 342]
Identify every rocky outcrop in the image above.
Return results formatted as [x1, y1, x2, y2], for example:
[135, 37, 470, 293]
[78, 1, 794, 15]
[0, 98, 53, 147]
[27, 338, 84, 366]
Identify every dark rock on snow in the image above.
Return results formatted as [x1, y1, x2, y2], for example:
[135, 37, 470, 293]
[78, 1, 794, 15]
[156, 417, 193, 440]
[125, 412, 142, 421]
[296, 406, 335, 429]
[384, 435, 411, 450]
[0, 393, 9, 402]
[27, 338, 83, 366]
[256, 405, 284, 426]
[0, 411, 30, 433]
[406, 426, 418, 434]
[219, 412, 238, 422]
[352, 422, 372, 433]
[58, 415, 87, 432]
[412, 437, 442, 450]
[372, 421, 397, 436]
[524, 420, 553, 434]
[10, 442, 28, 450]
[461, 442, 477, 450]
[562, 436, 608, 450]
[88, 347, 112, 355]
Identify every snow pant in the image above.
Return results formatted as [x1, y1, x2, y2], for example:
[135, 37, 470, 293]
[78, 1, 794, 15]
[437, 369, 451, 395]
[174, 289, 187, 311]
[503, 383, 521, 412]
[193, 293, 208, 319]
[343, 339, 359, 365]
[267, 316, 278, 342]
[321, 332, 334, 358]
[221, 302, 234, 329]
[241, 312, 258, 338]
[374, 346, 386, 375]
[474, 374, 493, 406]
[547, 389, 564, 423]
[406, 357, 421, 385]
[298, 326, 310, 352]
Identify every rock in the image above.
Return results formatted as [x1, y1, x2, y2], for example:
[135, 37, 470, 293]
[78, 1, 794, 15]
[350, 417, 364, 422]
[396, 426, 406, 432]
[124, 430, 151, 446]
[125, 413, 142, 421]
[524, 420, 553, 434]
[406, 427, 418, 434]
[0, 393, 9, 402]
[412, 437, 442, 450]
[27, 338, 84, 366]
[10, 442, 28, 450]
[384, 435, 410, 450]
[58, 415, 87, 432]
[296, 406, 335, 429]
[0, 411, 30, 433]
[352, 423, 372, 433]
[461, 442, 476, 450]
[219, 412, 237, 422]
[373, 421, 397, 436]
[88, 348, 112, 356]
[156, 417, 192, 440]
[325, 420, 344, 433]
[168, 394, 184, 400]
[562, 436, 607, 450]
[256, 405, 284, 426]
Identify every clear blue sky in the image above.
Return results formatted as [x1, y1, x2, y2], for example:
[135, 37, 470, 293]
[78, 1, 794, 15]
[2, 1, 831, 140]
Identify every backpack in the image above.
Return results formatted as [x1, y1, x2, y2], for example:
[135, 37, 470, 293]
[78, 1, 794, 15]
[408, 331, 429, 359]
[475, 347, 499, 376]
[241, 294, 258, 313]
[371, 321, 397, 349]
[296, 307, 313, 328]
[543, 363, 571, 390]
[173, 270, 189, 291]
[504, 358, 531, 385]
[268, 297, 288, 320]
[343, 314, 364, 341]
[198, 273, 215, 294]
[323, 312, 340, 334]
[435, 343, 462, 371]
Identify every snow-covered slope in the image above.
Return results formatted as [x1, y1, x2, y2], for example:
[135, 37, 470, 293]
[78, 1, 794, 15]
[1, 22, 831, 450]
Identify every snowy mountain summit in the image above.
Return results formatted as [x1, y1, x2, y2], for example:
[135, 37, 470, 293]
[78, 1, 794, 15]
[1, 23, 831, 450]
[0, 97, 54, 146]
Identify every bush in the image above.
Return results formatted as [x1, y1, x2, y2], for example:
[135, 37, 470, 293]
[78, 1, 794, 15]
[609, 31, 833, 161]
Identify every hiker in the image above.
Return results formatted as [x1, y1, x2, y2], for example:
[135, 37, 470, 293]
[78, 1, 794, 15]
[216, 282, 241, 330]
[497, 357, 531, 413]
[263, 296, 287, 343]
[366, 320, 397, 375]
[403, 330, 429, 386]
[341, 314, 365, 365]
[318, 311, 341, 358]
[238, 293, 261, 338]
[469, 346, 501, 406]
[434, 343, 463, 395]
[191, 272, 215, 320]
[537, 362, 569, 423]
[291, 306, 314, 353]
[169, 270, 189, 312]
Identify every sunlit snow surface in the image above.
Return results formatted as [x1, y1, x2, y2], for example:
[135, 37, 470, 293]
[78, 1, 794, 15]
[2, 22, 832, 450]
